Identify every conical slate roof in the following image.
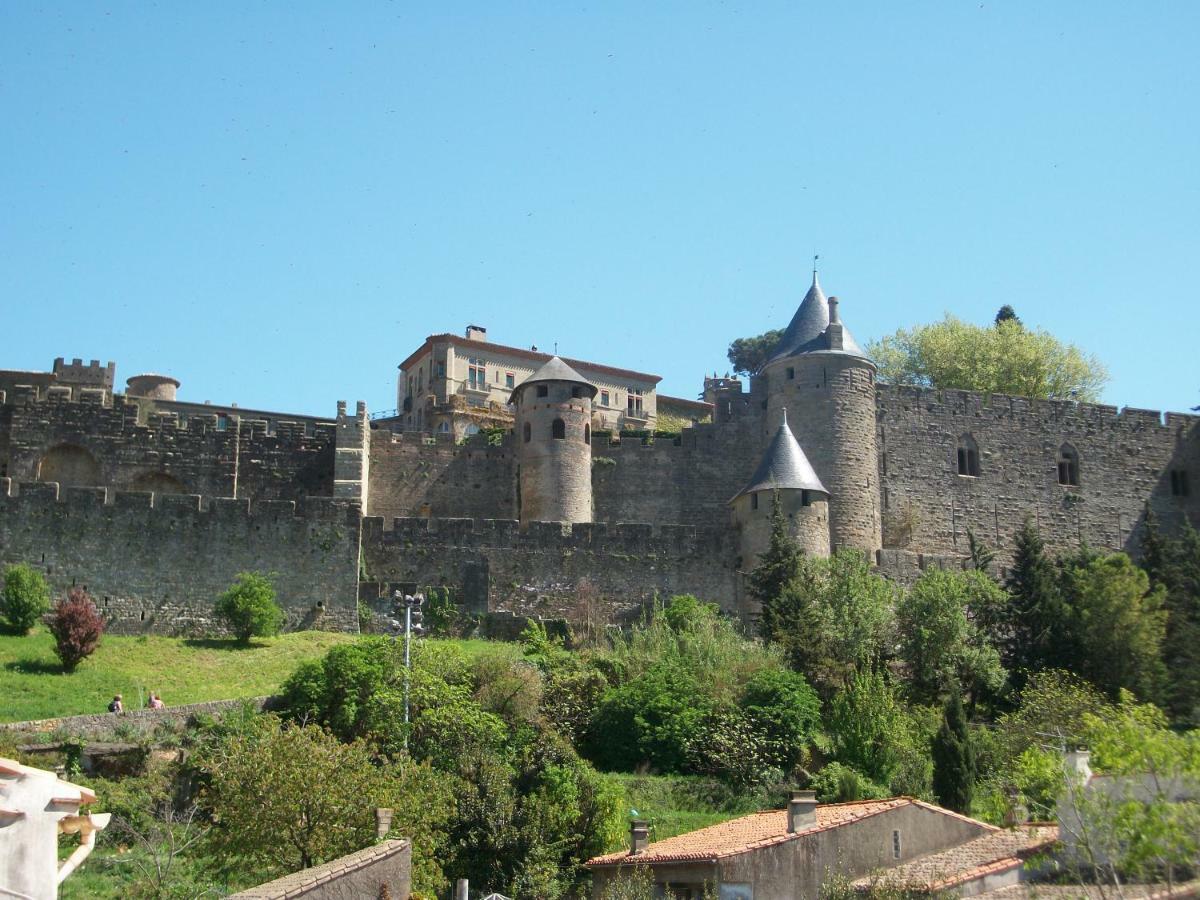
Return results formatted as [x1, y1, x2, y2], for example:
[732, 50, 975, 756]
[765, 273, 868, 365]
[510, 356, 598, 403]
[731, 410, 828, 502]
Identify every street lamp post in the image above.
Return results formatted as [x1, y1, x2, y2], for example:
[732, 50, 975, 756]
[392, 591, 424, 747]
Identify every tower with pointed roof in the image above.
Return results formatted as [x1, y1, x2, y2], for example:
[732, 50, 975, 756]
[511, 356, 597, 528]
[730, 408, 831, 568]
[760, 272, 882, 556]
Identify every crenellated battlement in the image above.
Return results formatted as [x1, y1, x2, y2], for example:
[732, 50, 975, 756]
[877, 383, 1198, 435]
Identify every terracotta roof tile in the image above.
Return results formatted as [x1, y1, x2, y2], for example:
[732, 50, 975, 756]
[586, 798, 911, 867]
[852, 825, 1060, 892]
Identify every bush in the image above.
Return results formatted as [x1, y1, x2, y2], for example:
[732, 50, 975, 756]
[1, 563, 51, 634]
[215, 572, 284, 644]
[47, 587, 105, 672]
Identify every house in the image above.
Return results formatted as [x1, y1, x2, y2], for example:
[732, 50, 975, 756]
[586, 792, 1058, 900]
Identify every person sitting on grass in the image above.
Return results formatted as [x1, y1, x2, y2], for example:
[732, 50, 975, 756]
[107, 694, 123, 714]
[147, 692, 164, 709]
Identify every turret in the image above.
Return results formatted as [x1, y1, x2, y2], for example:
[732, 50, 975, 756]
[730, 409, 830, 568]
[511, 357, 596, 528]
[760, 272, 881, 556]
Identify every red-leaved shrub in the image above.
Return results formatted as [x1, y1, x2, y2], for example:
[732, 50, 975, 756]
[47, 587, 105, 672]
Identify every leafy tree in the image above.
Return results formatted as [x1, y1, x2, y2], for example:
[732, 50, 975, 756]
[46, 587, 105, 671]
[738, 668, 822, 773]
[931, 691, 975, 813]
[1002, 520, 1077, 685]
[194, 714, 455, 894]
[215, 572, 284, 644]
[727, 328, 784, 377]
[1140, 515, 1200, 725]
[1, 563, 51, 634]
[994, 304, 1021, 326]
[828, 669, 913, 789]
[810, 761, 888, 803]
[895, 568, 1006, 706]
[768, 550, 895, 697]
[1063, 553, 1168, 703]
[868, 314, 1107, 401]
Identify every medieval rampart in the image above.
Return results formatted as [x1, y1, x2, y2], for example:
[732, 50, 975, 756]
[0, 478, 360, 634]
[0, 388, 335, 502]
[876, 385, 1200, 562]
[360, 515, 743, 623]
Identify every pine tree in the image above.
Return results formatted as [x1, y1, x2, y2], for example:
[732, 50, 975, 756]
[966, 528, 996, 574]
[1142, 514, 1200, 725]
[749, 492, 804, 643]
[1003, 519, 1077, 684]
[931, 690, 975, 814]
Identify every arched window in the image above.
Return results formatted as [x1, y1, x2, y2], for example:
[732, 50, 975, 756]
[37, 443, 101, 487]
[1058, 444, 1080, 486]
[956, 434, 980, 477]
[523, 422, 531, 443]
[552, 418, 566, 440]
[584, 424, 591, 445]
[464, 423, 480, 437]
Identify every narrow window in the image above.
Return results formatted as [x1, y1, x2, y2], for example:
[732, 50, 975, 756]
[552, 418, 565, 440]
[537, 385, 549, 398]
[467, 358, 486, 389]
[505, 372, 515, 389]
[751, 493, 759, 510]
[787, 367, 795, 380]
[893, 830, 902, 859]
[436, 362, 445, 378]
[1058, 444, 1080, 486]
[216, 414, 228, 431]
[957, 435, 980, 477]
[1171, 470, 1190, 497]
[437, 421, 449, 433]
[801, 490, 811, 507]
[523, 422, 531, 443]
[584, 425, 591, 445]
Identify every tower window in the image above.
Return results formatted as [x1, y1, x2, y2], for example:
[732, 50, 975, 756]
[893, 830, 902, 859]
[787, 367, 795, 380]
[536, 384, 549, 398]
[801, 490, 811, 507]
[1058, 444, 1080, 486]
[1171, 470, 1190, 497]
[751, 493, 759, 510]
[523, 422, 531, 443]
[957, 434, 981, 477]
[584, 425, 591, 445]
[552, 418, 566, 440]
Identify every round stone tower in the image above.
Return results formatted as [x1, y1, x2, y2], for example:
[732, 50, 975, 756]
[511, 356, 597, 528]
[760, 272, 881, 557]
[730, 409, 830, 568]
[125, 373, 180, 401]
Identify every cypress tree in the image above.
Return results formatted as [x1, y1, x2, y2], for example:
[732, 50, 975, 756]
[1003, 519, 1076, 684]
[931, 690, 975, 814]
[749, 491, 804, 643]
[1142, 515, 1200, 724]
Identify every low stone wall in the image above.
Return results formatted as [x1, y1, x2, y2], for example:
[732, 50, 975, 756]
[229, 839, 411, 899]
[0, 696, 275, 740]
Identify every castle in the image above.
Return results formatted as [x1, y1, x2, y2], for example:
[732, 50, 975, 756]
[1, 274, 1196, 635]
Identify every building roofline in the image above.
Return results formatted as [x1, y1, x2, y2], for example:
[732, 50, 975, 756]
[398, 334, 662, 384]
[657, 394, 714, 412]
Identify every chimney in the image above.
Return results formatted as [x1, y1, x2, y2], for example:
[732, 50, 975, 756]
[455, 879, 469, 900]
[826, 297, 844, 351]
[465, 324, 487, 342]
[1065, 749, 1092, 783]
[787, 790, 818, 833]
[375, 807, 393, 841]
[630, 820, 650, 855]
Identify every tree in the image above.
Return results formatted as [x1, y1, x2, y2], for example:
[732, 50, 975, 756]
[827, 669, 913, 789]
[750, 493, 805, 643]
[868, 314, 1108, 401]
[1, 562, 50, 634]
[215, 572, 284, 644]
[727, 328, 784, 377]
[1064, 553, 1167, 704]
[931, 691, 975, 814]
[1002, 520, 1077, 685]
[965, 528, 995, 574]
[994, 304, 1021, 327]
[195, 714, 455, 893]
[895, 568, 1006, 706]
[1140, 515, 1200, 726]
[46, 587, 105, 671]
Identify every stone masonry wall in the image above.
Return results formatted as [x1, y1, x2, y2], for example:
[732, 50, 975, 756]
[1, 389, 334, 503]
[360, 516, 743, 623]
[0, 479, 361, 634]
[876, 385, 1200, 562]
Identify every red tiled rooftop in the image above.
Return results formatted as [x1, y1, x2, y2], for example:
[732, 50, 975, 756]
[852, 824, 1060, 892]
[587, 798, 914, 867]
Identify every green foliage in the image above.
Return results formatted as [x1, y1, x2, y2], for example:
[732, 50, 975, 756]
[810, 762, 888, 803]
[868, 313, 1108, 401]
[1, 563, 50, 634]
[766, 550, 896, 696]
[827, 669, 913, 789]
[751, 493, 805, 644]
[738, 668, 822, 773]
[423, 586, 461, 637]
[727, 328, 784, 376]
[994, 304, 1021, 326]
[215, 572, 284, 644]
[895, 567, 1006, 706]
[1140, 516, 1200, 726]
[1002, 519, 1076, 684]
[974, 745, 1062, 825]
[931, 692, 975, 813]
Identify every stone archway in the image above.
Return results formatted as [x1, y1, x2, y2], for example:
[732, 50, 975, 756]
[37, 444, 101, 487]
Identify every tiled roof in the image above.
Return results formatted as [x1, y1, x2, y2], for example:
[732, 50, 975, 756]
[765, 273, 868, 365]
[731, 409, 828, 501]
[852, 825, 1060, 893]
[229, 839, 410, 898]
[399, 334, 662, 384]
[586, 798, 911, 867]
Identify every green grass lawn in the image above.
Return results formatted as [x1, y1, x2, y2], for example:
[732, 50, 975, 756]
[0, 627, 355, 723]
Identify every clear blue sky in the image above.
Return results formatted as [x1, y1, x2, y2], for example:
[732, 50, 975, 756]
[2, 2, 1197, 417]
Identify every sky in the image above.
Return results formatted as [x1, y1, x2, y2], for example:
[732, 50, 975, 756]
[2, 2, 1197, 417]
